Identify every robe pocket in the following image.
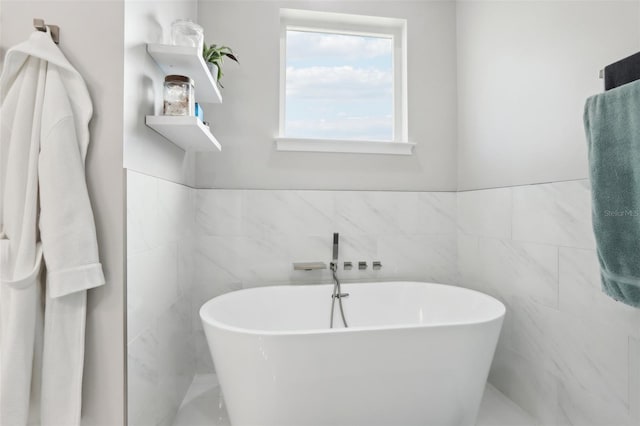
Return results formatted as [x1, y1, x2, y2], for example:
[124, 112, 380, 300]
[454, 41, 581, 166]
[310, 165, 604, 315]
[0, 241, 43, 290]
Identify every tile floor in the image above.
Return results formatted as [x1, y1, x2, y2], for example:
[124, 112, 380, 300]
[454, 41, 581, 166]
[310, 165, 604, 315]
[173, 374, 538, 426]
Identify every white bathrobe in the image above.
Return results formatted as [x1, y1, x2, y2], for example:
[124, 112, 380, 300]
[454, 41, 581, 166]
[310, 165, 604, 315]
[0, 29, 105, 426]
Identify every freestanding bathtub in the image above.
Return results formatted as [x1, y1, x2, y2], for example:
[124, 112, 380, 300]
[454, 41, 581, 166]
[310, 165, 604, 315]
[200, 281, 505, 426]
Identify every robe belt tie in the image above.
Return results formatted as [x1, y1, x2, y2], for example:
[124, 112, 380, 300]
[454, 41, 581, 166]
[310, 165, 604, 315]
[0, 242, 43, 290]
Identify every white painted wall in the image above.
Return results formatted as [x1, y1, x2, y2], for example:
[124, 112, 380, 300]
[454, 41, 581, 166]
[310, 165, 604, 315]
[457, 0, 640, 190]
[123, 0, 198, 187]
[0, 2, 126, 425]
[195, 0, 458, 191]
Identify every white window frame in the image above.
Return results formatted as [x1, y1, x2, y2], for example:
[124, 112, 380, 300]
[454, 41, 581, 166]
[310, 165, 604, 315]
[275, 9, 414, 156]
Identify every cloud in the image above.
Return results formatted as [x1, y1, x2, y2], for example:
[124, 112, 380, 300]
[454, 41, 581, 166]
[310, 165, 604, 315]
[287, 30, 393, 61]
[286, 65, 392, 100]
[284, 31, 394, 140]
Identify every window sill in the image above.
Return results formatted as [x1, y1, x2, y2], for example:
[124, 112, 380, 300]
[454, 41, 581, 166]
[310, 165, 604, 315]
[274, 137, 416, 156]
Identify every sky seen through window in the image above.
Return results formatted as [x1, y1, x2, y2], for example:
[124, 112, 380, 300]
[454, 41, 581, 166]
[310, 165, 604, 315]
[285, 30, 394, 141]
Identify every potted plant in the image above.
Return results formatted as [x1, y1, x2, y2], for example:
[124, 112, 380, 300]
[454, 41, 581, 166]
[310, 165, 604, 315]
[203, 43, 239, 88]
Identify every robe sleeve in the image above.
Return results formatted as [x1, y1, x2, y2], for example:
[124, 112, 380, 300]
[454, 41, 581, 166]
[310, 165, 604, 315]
[38, 113, 105, 298]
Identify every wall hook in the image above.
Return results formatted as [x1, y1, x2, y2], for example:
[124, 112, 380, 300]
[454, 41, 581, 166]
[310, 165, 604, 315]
[33, 18, 60, 44]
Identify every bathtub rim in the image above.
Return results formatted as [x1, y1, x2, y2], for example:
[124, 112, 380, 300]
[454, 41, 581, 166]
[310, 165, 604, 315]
[199, 281, 506, 337]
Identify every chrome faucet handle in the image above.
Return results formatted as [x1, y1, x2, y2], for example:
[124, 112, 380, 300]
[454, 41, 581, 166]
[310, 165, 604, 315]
[358, 261, 367, 270]
[344, 261, 353, 270]
[373, 261, 382, 270]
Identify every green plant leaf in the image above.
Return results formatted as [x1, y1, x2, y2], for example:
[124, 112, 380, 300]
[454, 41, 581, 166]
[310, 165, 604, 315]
[225, 53, 239, 63]
[201, 41, 239, 88]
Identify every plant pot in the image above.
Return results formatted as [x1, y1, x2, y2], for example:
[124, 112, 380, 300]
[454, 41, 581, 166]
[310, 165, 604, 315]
[207, 62, 219, 82]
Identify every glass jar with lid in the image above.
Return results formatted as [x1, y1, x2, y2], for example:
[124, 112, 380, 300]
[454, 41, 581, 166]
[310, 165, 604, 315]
[163, 75, 195, 116]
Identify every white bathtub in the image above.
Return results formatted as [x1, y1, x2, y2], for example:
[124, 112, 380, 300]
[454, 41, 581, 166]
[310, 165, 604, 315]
[200, 281, 505, 426]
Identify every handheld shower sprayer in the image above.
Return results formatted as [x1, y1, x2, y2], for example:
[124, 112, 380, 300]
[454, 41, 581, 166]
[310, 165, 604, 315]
[331, 233, 339, 271]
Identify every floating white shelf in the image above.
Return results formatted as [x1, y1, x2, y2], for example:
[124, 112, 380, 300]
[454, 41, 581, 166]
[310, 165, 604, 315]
[145, 116, 221, 152]
[146, 44, 222, 104]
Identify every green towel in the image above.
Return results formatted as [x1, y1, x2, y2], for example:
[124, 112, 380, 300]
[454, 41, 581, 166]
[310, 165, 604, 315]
[584, 79, 640, 308]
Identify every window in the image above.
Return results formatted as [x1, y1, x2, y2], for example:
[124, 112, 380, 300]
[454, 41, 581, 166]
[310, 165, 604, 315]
[276, 9, 413, 155]
[285, 30, 393, 141]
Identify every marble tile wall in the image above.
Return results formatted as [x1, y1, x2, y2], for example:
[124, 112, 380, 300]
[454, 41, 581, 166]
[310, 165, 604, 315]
[128, 177, 636, 425]
[192, 189, 458, 373]
[457, 179, 640, 426]
[127, 170, 197, 426]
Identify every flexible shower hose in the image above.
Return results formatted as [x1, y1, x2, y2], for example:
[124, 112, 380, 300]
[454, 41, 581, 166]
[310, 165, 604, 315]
[329, 266, 349, 328]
